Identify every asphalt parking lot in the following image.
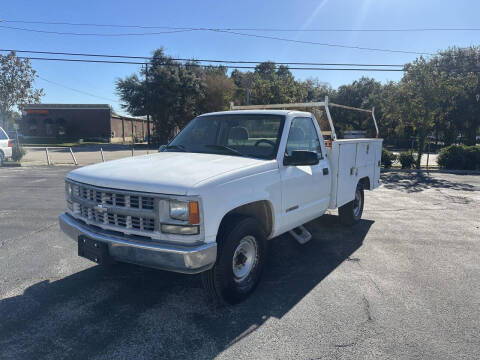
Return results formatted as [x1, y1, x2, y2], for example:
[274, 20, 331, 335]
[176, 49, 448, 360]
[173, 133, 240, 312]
[0, 166, 479, 360]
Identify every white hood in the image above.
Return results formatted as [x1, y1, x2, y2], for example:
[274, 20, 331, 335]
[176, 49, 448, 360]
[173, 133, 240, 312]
[67, 152, 275, 195]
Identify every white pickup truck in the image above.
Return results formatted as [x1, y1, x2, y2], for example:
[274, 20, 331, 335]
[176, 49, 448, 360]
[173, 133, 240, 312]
[0, 127, 13, 166]
[59, 98, 382, 304]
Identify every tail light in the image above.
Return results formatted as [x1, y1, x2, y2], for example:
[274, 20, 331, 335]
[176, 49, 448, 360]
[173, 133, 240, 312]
[7, 140, 12, 147]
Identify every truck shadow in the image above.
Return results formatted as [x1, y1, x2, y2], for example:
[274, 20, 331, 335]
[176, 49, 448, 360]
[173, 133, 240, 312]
[0, 215, 372, 360]
[381, 171, 477, 193]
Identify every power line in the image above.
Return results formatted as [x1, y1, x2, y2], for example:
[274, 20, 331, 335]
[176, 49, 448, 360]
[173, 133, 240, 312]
[0, 24, 433, 55]
[0, 25, 195, 36]
[0, 48, 405, 67]
[15, 55, 479, 73]
[37, 76, 118, 102]
[3, 19, 480, 32]
[210, 29, 434, 55]
[19, 56, 146, 65]
[5, 49, 478, 72]
[16, 56, 404, 71]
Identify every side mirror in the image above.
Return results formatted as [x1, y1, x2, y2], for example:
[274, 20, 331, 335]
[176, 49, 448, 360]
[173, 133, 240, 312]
[158, 145, 166, 152]
[283, 150, 319, 166]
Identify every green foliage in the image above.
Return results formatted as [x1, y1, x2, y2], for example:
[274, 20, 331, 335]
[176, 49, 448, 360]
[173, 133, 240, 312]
[330, 77, 383, 138]
[399, 152, 415, 169]
[381, 149, 397, 168]
[432, 47, 480, 146]
[117, 49, 235, 144]
[117, 46, 480, 150]
[11, 144, 26, 162]
[0, 51, 44, 128]
[437, 145, 480, 170]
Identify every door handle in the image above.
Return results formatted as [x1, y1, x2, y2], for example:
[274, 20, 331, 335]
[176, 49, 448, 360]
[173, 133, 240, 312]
[323, 168, 329, 175]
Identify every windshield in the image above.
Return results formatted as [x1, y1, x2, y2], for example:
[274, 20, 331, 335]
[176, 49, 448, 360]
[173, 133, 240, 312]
[166, 114, 285, 160]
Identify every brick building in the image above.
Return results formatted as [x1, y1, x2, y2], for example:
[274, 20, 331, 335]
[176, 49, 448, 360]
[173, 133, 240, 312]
[21, 104, 149, 143]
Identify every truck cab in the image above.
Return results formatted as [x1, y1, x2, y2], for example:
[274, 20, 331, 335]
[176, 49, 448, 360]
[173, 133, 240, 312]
[59, 99, 382, 304]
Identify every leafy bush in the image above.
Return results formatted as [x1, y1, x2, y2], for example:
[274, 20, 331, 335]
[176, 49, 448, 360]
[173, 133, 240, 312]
[381, 149, 397, 168]
[12, 145, 26, 162]
[399, 151, 415, 169]
[437, 145, 480, 170]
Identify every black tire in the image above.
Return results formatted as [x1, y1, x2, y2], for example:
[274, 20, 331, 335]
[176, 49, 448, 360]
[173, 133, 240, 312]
[202, 216, 267, 305]
[339, 183, 364, 226]
[0, 152, 4, 167]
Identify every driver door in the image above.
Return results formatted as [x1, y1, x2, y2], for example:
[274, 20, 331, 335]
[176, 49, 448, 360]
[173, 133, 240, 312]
[280, 117, 331, 227]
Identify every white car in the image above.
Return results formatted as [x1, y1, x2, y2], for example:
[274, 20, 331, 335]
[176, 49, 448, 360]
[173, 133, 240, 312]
[0, 127, 13, 166]
[59, 98, 383, 304]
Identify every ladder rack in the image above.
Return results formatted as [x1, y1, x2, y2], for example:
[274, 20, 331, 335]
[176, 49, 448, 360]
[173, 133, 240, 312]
[229, 96, 379, 139]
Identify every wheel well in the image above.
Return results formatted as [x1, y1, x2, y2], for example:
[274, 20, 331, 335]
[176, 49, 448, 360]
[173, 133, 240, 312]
[359, 176, 371, 190]
[219, 201, 274, 238]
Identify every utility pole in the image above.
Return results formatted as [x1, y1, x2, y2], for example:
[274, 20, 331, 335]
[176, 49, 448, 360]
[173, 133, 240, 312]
[144, 63, 151, 146]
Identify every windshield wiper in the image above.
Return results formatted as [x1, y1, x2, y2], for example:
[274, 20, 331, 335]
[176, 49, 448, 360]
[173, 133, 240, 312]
[204, 144, 245, 157]
[165, 144, 186, 152]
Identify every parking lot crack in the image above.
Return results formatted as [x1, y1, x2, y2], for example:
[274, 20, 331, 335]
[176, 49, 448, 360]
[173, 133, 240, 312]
[362, 295, 374, 322]
[351, 259, 384, 296]
[334, 342, 357, 348]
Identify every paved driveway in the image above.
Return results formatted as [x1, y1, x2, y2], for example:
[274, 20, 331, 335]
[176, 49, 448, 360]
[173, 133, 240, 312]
[0, 167, 479, 359]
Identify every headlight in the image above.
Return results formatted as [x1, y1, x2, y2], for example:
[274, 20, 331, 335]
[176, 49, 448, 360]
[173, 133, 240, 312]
[169, 200, 189, 221]
[169, 200, 200, 224]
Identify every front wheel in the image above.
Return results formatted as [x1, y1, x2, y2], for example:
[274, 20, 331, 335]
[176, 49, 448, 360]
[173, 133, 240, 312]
[339, 183, 364, 225]
[201, 216, 267, 305]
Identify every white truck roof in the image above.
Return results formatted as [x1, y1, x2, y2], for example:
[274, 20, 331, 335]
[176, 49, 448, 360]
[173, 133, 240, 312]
[199, 109, 312, 117]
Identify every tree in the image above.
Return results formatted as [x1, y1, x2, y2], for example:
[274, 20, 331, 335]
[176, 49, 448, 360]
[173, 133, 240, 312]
[246, 62, 307, 105]
[396, 58, 443, 168]
[330, 77, 383, 138]
[298, 78, 332, 103]
[117, 49, 234, 144]
[0, 51, 44, 128]
[377, 82, 404, 146]
[432, 47, 480, 145]
[200, 67, 236, 113]
[3, 110, 21, 130]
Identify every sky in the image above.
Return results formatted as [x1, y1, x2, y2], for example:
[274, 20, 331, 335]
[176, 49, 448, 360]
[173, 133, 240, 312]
[1, 0, 479, 115]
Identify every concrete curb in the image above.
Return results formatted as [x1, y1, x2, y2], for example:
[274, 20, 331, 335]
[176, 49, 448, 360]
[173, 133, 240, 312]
[381, 168, 480, 175]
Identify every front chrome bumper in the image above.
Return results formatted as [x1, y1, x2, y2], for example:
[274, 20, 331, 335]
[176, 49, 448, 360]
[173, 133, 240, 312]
[59, 213, 217, 274]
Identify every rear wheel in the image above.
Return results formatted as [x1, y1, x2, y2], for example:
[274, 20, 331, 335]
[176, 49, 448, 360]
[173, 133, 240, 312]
[202, 216, 267, 305]
[339, 183, 364, 225]
[0, 152, 4, 167]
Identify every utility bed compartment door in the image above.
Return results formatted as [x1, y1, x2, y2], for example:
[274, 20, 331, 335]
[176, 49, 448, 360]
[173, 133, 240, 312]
[336, 143, 358, 207]
[356, 142, 376, 167]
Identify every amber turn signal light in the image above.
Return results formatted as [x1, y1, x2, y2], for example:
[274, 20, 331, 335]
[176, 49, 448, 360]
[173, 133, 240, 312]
[189, 201, 200, 225]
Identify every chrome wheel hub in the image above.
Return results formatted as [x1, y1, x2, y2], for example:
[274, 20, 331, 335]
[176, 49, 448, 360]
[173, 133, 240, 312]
[232, 236, 258, 283]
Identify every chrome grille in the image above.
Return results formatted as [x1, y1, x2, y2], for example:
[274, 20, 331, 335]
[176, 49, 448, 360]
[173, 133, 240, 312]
[68, 180, 157, 236]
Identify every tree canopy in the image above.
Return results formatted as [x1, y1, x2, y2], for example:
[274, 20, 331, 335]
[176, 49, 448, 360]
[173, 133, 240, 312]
[117, 46, 480, 166]
[0, 51, 44, 129]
